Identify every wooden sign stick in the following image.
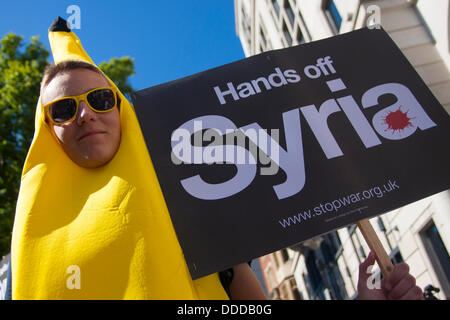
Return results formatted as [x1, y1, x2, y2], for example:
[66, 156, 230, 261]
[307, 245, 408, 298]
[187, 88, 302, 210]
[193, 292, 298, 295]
[356, 218, 394, 277]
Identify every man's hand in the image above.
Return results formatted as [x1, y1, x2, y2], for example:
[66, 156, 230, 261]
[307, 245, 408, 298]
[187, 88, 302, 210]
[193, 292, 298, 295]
[357, 251, 423, 300]
[229, 263, 267, 300]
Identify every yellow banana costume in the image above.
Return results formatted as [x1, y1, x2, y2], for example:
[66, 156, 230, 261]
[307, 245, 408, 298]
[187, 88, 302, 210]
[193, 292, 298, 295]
[10, 17, 229, 299]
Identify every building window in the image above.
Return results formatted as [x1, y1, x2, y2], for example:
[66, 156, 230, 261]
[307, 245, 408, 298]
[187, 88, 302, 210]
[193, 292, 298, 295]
[260, 29, 267, 47]
[284, 0, 295, 27]
[302, 272, 313, 299]
[281, 249, 289, 262]
[296, 25, 305, 44]
[259, 44, 265, 53]
[333, 231, 342, 249]
[420, 221, 450, 297]
[349, 232, 362, 264]
[282, 20, 292, 47]
[347, 224, 356, 234]
[390, 247, 404, 264]
[271, 0, 280, 18]
[352, 231, 366, 261]
[272, 252, 280, 269]
[290, 277, 302, 300]
[358, 245, 366, 260]
[323, 0, 342, 34]
[305, 250, 325, 299]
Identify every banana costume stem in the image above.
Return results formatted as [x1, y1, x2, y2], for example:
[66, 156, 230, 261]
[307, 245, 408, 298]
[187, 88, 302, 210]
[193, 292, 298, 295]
[10, 16, 228, 299]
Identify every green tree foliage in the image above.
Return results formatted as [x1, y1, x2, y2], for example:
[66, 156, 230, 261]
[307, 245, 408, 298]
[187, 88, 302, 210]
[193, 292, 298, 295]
[0, 32, 135, 257]
[0, 32, 48, 258]
[99, 57, 135, 95]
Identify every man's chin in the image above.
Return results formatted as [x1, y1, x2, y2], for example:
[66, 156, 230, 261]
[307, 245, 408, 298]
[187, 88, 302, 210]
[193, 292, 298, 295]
[71, 150, 113, 169]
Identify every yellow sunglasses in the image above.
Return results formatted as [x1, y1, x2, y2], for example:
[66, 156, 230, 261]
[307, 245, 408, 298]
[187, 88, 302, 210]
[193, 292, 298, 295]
[42, 86, 118, 125]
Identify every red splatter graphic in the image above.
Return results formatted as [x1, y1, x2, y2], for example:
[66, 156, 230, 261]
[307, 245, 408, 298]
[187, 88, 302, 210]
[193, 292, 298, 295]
[382, 106, 415, 134]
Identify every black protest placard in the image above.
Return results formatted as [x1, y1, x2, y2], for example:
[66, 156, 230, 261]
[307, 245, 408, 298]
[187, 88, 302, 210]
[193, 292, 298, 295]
[130, 28, 450, 279]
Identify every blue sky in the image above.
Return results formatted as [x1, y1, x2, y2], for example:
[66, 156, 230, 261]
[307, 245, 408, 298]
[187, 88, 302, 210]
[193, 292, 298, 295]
[0, 0, 245, 91]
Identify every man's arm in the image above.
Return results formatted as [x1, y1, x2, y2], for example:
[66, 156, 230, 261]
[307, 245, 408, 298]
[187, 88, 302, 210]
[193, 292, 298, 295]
[228, 263, 267, 300]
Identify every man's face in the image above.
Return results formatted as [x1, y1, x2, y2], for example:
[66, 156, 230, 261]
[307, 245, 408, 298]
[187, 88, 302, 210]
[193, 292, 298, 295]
[42, 68, 121, 168]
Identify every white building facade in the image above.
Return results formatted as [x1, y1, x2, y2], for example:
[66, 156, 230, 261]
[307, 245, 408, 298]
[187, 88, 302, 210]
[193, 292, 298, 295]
[235, 0, 450, 299]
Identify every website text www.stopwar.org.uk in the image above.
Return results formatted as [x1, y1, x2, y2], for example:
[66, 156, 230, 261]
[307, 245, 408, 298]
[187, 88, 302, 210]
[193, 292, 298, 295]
[278, 179, 400, 228]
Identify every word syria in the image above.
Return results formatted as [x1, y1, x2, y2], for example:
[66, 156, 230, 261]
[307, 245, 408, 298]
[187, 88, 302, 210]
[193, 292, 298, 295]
[171, 81, 436, 201]
[213, 57, 334, 105]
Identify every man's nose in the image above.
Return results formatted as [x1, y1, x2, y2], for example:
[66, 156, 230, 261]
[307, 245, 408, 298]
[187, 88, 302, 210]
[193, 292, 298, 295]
[77, 101, 97, 125]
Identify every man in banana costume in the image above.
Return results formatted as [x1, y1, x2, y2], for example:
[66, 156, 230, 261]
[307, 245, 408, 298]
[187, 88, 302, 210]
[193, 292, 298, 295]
[8, 16, 266, 299]
[6, 16, 423, 300]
